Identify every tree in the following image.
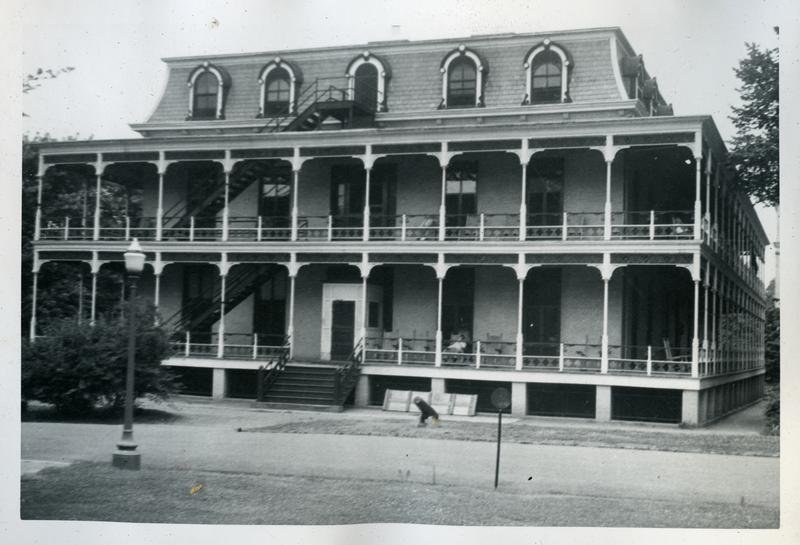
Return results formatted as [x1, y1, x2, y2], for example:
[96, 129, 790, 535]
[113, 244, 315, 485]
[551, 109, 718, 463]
[22, 301, 176, 414]
[728, 35, 779, 207]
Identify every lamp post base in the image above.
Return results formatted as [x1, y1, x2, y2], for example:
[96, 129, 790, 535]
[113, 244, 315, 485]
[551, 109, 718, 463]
[112, 441, 141, 470]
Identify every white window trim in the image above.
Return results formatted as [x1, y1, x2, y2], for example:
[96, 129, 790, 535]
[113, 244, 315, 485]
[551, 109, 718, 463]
[345, 51, 387, 112]
[187, 62, 225, 120]
[440, 45, 484, 109]
[523, 40, 571, 104]
[258, 57, 298, 117]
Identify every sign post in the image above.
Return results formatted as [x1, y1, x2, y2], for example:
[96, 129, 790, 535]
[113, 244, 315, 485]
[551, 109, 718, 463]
[490, 387, 511, 489]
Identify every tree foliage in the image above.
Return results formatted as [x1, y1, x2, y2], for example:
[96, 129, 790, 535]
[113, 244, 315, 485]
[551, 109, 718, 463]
[22, 301, 176, 414]
[728, 39, 779, 207]
[22, 136, 133, 337]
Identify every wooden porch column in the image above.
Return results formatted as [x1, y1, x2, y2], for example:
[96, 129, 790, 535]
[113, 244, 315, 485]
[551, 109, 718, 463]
[691, 276, 701, 378]
[217, 271, 227, 358]
[435, 272, 445, 367]
[438, 163, 447, 242]
[29, 270, 38, 342]
[515, 275, 525, 370]
[221, 165, 231, 242]
[93, 166, 103, 241]
[34, 172, 43, 241]
[287, 271, 297, 359]
[603, 158, 612, 241]
[704, 156, 712, 238]
[694, 152, 702, 241]
[362, 166, 371, 242]
[90, 271, 98, 326]
[702, 266, 710, 367]
[360, 272, 369, 342]
[601, 276, 610, 373]
[156, 157, 166, 241]
[518, 161, 528, 242]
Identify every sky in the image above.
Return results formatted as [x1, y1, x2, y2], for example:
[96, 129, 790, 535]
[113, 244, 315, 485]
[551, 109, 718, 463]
[19, 0, 788, 277]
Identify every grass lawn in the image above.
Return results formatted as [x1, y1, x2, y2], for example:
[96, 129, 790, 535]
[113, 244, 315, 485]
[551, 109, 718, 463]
[245, 416, 779, 457]
[21, 462, 778, 527]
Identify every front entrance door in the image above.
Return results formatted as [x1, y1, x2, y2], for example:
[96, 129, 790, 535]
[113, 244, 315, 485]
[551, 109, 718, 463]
[330, 300, 356, 360]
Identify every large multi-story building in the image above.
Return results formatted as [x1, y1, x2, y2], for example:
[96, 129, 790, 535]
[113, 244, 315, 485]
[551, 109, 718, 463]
[29, 27, 769, 425]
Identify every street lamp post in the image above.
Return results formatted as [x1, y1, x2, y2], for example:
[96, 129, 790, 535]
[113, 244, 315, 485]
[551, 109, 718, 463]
[112, 238, 146, 470]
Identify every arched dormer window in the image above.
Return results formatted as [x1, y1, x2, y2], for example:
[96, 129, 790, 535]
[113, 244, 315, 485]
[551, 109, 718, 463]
[187, 63, 230, 120]
[439, 45, 487, 109]
[346, 51, 390, 112]
[258, 57, 302, 118]
[523, 40, 572, 105]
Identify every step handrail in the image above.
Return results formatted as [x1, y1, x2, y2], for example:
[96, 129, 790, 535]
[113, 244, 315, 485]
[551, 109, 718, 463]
[333, 337, 364, 405]
[256, 337, 291, 401]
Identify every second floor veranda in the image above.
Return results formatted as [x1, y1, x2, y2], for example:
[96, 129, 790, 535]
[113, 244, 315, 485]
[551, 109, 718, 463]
[38, 146, 703, 246]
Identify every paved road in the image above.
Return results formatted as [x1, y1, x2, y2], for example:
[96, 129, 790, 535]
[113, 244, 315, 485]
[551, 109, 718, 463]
[21, 411, 778, 508]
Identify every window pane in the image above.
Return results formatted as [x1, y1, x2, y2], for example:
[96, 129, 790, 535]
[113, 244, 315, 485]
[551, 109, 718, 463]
[461, 179, 476, 194]
[446, 180, 461, 194]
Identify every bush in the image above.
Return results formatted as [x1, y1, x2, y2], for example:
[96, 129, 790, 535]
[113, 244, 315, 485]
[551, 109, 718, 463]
[22, 300, 176, 415]
[765, 384, 779, 435]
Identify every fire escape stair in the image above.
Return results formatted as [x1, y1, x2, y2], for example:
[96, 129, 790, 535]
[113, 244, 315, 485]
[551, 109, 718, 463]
[161, 161, 265, 232]
[162, 264, 280, 335]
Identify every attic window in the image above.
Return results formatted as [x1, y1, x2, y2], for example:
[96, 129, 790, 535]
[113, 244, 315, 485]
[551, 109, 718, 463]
[258, 58, 301, 118]
[439, 46, 487, 109]
[187, 63, 229, 120]
[523, 40, 572, 105]
[346, 51, 390, 112]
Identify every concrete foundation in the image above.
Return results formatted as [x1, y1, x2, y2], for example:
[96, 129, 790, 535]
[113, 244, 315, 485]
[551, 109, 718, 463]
[596, 385, 611, 421]
[511, 382, 527, 417]
[212, 368, 226, 399]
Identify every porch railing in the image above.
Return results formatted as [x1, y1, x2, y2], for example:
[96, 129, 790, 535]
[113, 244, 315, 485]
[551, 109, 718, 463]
[606, 344, 692, 375]
[296, 215, 363, 240]
[169, 331, 288, 361]
[610, 210, 694, 240]
[228, 216, 292, 241]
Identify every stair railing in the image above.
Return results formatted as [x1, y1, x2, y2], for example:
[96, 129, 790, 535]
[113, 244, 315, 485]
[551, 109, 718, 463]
[333, 337, 364, 405]
[162, 265, 277, 333]
[256, 336, 291, 402]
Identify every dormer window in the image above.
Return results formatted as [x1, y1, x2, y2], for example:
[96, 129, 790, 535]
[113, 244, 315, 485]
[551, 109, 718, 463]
[440, 45, 487, 109]
[265, 68, 291, 115]
[523, 40, 572, 105]
[258, 58, 302, 118]
[346, 51, 390, 112]
[187, 63, 229, 120]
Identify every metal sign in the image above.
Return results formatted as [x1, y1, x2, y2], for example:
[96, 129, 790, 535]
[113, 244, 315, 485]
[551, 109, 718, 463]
[490, 387, 510, 488]
[491, 387, 511, 410]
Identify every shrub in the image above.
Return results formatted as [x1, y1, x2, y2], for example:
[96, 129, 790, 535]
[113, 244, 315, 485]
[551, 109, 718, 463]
[765, 384, 779, 435]
[22, 300, 176, 415]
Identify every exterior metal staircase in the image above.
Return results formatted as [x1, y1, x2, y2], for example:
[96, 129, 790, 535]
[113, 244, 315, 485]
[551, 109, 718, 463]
[161, 161, 266, 232]
[255, 339, 363, 410]
[258, 78, 379, 133]
[162, 264, 281, 334]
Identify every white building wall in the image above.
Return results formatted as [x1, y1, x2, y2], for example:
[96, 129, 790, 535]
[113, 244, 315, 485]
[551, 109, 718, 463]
[390, 265, 438, 339]
[473, 266, 518, 342]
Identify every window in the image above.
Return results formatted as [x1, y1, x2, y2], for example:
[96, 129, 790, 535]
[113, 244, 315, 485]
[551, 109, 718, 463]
[330, 164, 365, 228]
[346, 51, 390, 111]
[187, 63, 229, 120]
[531, 50, 562, 103]
[259, 163, 292, 227]
[369, 163, 397, 226]
[523, 41, 571, 105]
[527, 158, 564, 226]
[254, 266, 287, 340]
[264, 68, 291, 115]
[440, 46, 486, 108]
[442, 267, 475, 342]
[447, 57, 477, 107]
[258, 58, 301, 118]
[193, 72, 219, 120]
[523, 268, 561, 355]
[445, 161, 477, 225]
